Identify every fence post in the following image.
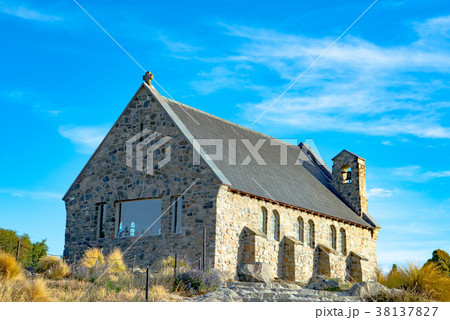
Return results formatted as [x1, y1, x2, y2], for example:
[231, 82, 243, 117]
[174, 253, 178, 276]
[16, 240, 21, 261]
[132, 255, 136, 272]
[145, 265, 149, 302]
[202, 227, 206, 270]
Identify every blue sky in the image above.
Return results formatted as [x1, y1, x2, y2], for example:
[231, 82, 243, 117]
[1, 0, 449, 271]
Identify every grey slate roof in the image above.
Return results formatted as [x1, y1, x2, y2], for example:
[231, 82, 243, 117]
[162, 97, 373, 228]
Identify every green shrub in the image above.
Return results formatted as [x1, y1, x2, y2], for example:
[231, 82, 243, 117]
[426, 249, 450, 275]
[0, 228, 48, 268]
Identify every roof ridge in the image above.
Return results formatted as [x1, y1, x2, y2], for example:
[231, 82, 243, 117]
[163, 97, 301, 149]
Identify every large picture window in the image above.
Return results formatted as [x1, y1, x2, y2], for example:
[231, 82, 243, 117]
[116, 199, 162, 238]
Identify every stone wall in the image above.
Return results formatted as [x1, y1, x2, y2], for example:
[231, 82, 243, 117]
[215, 185, 378, 282]
[64, 85, 222, 267]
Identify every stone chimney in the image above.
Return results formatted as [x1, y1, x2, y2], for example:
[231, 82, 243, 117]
[331, 150, 368, 217]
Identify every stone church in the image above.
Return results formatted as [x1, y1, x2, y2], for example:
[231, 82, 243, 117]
[63, 73, 380, 282]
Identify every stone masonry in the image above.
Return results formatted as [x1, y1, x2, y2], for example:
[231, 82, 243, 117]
[64, 79, 380, 284]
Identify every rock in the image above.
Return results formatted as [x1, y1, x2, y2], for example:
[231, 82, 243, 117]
[348, 281, 392, 298]
[307, 278, 340, 291]
[194, 288, 242, 302]
[213, 269, 236, 282]
[23, 269, 33, 278]
[237, 263, 271, 283]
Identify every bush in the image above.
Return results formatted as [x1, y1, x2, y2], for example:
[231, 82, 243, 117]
[426, 249, 450, 275]
[173, 267, 221, 295]
[380, 262, 450, 302]
[0, 228, 48, 268]
[0, 250, 23, 281]
[35, 256, 70, 279]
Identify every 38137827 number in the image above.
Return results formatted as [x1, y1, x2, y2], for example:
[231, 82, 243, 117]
[375, 307, 438, 317]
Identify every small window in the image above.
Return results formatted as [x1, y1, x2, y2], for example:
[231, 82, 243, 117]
[97, 203, 105, 239]
[340, 228, 347, 255]
[330, 225, 337, 250]
[341, 165, 352, 184]
[172, 196, 183, 234]
[297, 217, 304, 243]
[116, 198, 162, 238]
[270, 210, 280, 241]
[261, 207, 268, 235]
[307, 220, 315, 248]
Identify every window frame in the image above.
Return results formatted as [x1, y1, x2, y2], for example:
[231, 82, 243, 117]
[114, 197, 163, 238]
[261, 207, 268, 235]
[172, 196, 183, 234]
[307, 220, 315, 248]
[340, 228, 347, 255]
[297, 217, 304, 243]
[270, 210, 280, 241]
[330, 225, 337, 250]
[96, 203, 106, 240]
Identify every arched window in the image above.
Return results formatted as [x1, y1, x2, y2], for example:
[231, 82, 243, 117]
[297, 217, 304, 243]
[270, 210, 280, 241]
[307, 220, 315, 248]
[340, 228, 347, 255]
[261, 207, 268, 235]
[330, 225, 336, 250]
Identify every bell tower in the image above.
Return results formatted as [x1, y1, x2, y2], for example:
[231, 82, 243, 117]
[331, 150, 368, 217]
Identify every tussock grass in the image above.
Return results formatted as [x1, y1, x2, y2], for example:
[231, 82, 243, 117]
[0, 250, 23, 281]
[153, 255, 190, 272]
[379, 262, 450, 302]
[36, 256, 70, 279]
[0, 279, 54, 302]
[82, 248, 105, 269]
[106, 248, 127, 273]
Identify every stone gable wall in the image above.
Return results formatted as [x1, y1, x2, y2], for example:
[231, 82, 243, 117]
[215, 185, 378, 282]
[64, 86, 221, 267]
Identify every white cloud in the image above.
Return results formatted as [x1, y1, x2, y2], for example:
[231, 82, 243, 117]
[0, 4, 61, 22]
[59, 125, 109, 155]
[381, 140, 393, 146]
[0, 90, 62, 116]
[0, 189, 62, 200]
[190, 17, 450, 139]
[367, 188, 393, 198]
[390, 165, 450, 182]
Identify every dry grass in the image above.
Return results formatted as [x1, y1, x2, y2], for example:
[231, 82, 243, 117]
[82, 248, 105, 269]
[0, 279, 54, 302]
[36, 256, 70, 279]
[379, 262, 450, 302]
[0, 250, 23, 281]
[45, 273, 180, 302]
[153, 255, 190, 272]
[106, 248, 127, 274]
